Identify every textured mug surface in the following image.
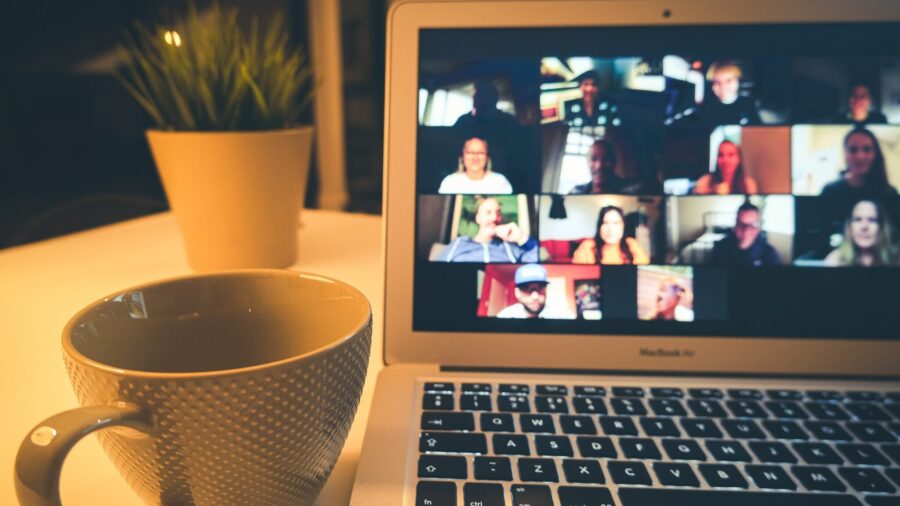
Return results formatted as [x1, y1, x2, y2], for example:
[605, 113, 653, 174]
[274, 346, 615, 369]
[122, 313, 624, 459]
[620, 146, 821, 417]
[57, 270, 371, 506]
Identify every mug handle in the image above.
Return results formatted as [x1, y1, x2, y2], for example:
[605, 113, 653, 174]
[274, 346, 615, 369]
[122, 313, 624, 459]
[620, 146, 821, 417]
[15, 402, 151, 506]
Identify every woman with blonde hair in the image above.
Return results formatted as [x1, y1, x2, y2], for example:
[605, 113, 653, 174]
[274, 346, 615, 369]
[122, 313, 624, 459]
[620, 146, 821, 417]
[824, 199, 898, 267]
[438, 136, 513, 194]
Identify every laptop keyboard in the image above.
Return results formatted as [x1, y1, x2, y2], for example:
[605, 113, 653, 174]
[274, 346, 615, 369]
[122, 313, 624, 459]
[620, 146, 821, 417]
[414, 381, 900, 506]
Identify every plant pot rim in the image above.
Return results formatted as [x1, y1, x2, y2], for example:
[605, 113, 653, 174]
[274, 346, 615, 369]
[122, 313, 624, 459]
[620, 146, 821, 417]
[146, 126, 313, 137]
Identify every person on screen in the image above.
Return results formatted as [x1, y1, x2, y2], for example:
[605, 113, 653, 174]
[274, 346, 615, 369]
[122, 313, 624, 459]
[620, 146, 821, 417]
[710, 202, 781, 266]
[562, 71, 621, 128]
[832, 82, 888, 125]
[573, 205, 649, 265]
[568, 139, 642, 195]
[700, 60, 760, 126]
[652, 277, 694, 322]
[821, 128, 897, 217]
[437, 196, 538, 263]
[693, 140, 759, 195]
[824, 199, 898, 267]
[496, 264, 550, 318]
[438, 137, 513, 194]
[453, 80, 519, 128]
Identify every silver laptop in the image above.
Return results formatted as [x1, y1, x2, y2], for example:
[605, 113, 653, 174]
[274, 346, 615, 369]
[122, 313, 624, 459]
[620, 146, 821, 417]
[351, 1, 900, 504]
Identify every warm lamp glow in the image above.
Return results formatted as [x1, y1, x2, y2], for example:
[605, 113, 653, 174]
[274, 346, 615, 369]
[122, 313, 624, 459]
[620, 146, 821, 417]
[164, 30, 183, 47]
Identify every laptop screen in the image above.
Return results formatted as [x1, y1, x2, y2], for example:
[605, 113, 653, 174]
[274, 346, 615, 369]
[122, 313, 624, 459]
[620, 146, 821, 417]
[413, 22, 900, 340]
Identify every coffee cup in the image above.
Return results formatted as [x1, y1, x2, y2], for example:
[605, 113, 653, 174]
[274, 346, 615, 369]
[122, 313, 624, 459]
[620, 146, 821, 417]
[15, 270, 371, 506]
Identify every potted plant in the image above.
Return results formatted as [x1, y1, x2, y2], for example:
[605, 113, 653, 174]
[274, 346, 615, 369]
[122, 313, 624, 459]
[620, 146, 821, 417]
[117, 3, 314, 271]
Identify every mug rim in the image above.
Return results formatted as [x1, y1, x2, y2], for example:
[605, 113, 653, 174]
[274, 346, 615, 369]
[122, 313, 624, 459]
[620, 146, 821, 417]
[61, 269, 372, 379]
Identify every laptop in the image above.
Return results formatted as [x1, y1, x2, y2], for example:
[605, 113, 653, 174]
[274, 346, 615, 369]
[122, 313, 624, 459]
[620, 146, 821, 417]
[351, 1, 900, 504]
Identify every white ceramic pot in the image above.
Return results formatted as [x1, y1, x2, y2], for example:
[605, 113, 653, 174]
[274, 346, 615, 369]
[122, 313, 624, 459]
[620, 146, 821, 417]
[147, 127, 313, 271]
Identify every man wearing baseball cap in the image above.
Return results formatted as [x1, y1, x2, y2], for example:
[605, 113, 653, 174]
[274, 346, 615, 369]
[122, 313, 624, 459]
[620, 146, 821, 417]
[496, 264, 552, 319]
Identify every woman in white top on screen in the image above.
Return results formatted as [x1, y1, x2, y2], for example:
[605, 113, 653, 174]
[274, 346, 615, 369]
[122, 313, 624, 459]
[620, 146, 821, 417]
[438, 137, 513, 194]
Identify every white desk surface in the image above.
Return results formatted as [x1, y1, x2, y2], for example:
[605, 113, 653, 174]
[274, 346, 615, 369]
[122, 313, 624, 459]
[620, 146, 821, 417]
[0, 210, 384, 505]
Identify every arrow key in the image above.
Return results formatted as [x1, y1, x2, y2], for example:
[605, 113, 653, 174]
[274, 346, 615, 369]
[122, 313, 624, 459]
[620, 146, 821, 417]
[474, 456, 513, 481]
[417, 455, 467, 479]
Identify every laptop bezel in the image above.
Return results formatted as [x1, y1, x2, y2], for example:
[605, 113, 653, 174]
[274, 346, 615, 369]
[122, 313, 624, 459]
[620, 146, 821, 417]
[382, 0, 900, 376]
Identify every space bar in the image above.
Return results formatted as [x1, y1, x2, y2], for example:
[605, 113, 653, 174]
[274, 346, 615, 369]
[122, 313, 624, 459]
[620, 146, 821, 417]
[618, 488, 864, 506]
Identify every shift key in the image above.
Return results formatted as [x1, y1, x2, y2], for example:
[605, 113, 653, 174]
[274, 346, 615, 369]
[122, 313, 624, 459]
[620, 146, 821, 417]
[420, 431, 487, 454]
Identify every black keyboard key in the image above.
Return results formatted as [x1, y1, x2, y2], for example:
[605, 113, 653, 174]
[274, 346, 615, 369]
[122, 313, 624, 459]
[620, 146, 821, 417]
[654, 462, 700, 487]
[699, 463, 748, 489]
[887, 468, 900, 487]
[418, 455, 467, 479]
[611, 397, 647, 416]
[560, 415, 597, 435]
[423, 393, 453, 411]
[481, 412, 514, 432]
[520, 414, 556, 433]
[534, 435, 574, 457]
[887, 405, 900, 420]
[847, 402, 892, 421]
[415, 481, 456, 506]
[649, 398, 688, 417]
[612, 387, 645, 398]
[641, 417, 681, 437]
[766, 401, 809, 419]
[572, 396, 607, 414]
[837, 443, 890, 466]
[620, 437, 661, 460]
[473, 456, 513, 481]
[574, 385, 606, 397]
[557, 486, 615, 506]
[518, 458, 559, 482]
[721, 419, 766, 439]
[420, 432, 487, 454]
[884, 444, 900, 465]
[599, 416, 638, 436]
[806, 421, 853, 441]
[891, 423, 900, 437]
[651, 387, 685, 398]
[618, 488, 863, 505]
[848, 422, 895, 442]
[889, 392, 900, 403]
[793, 442, 844, 464]
[792, 466, 846, 492]
[847, 391, 885, 402]
[463, 483, 504, 506]
[462, 383, 492, 395]
[706, 440, 752, 462]
[460, 393, 492, 411]
[749, 441, 798, 463]
[806, 402, 851, 420]
[511, 484, 553, 506]
[493, 434, 530, 456]
[690, 388, 724, 399]
[808, 390, 844, 401]
[839, 467, 896, 493]
[424, 382, 455, 393]
[728, 388, 764, 400]
[536, 384, 567, 395]
[764, 420, 809, 440]
[726, 400, 768, 418]
[865, 496, 900, 506]
[662, 439, 707, 461]
[746, 465, 797, 490]
[497, 395, 531, 413]
[681, 418, 723, 438]
[499, 384, 529, 395]
[535, 395, 569, 414]
[768, 389, 803, 401]
[422, 411, 475, 431]
[608, 461, 652, 485]
[561, 459, 606, 484]
[576, 436, 617, 458]
[688, 399, 728, 418]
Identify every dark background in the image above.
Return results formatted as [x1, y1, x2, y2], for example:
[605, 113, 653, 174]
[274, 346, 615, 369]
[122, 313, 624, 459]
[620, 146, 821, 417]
[0, 0, 388, 248]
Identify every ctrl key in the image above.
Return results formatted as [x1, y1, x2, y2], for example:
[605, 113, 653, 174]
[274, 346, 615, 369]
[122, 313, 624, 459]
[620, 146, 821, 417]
[416, 481, 456, 506]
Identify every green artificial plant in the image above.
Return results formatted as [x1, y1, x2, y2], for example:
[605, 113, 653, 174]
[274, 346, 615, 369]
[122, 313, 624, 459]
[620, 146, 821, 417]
[116, 3, 313, 131]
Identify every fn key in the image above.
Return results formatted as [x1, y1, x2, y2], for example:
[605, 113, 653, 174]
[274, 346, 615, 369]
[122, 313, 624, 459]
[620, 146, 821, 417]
[416, 481, 455, 506]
